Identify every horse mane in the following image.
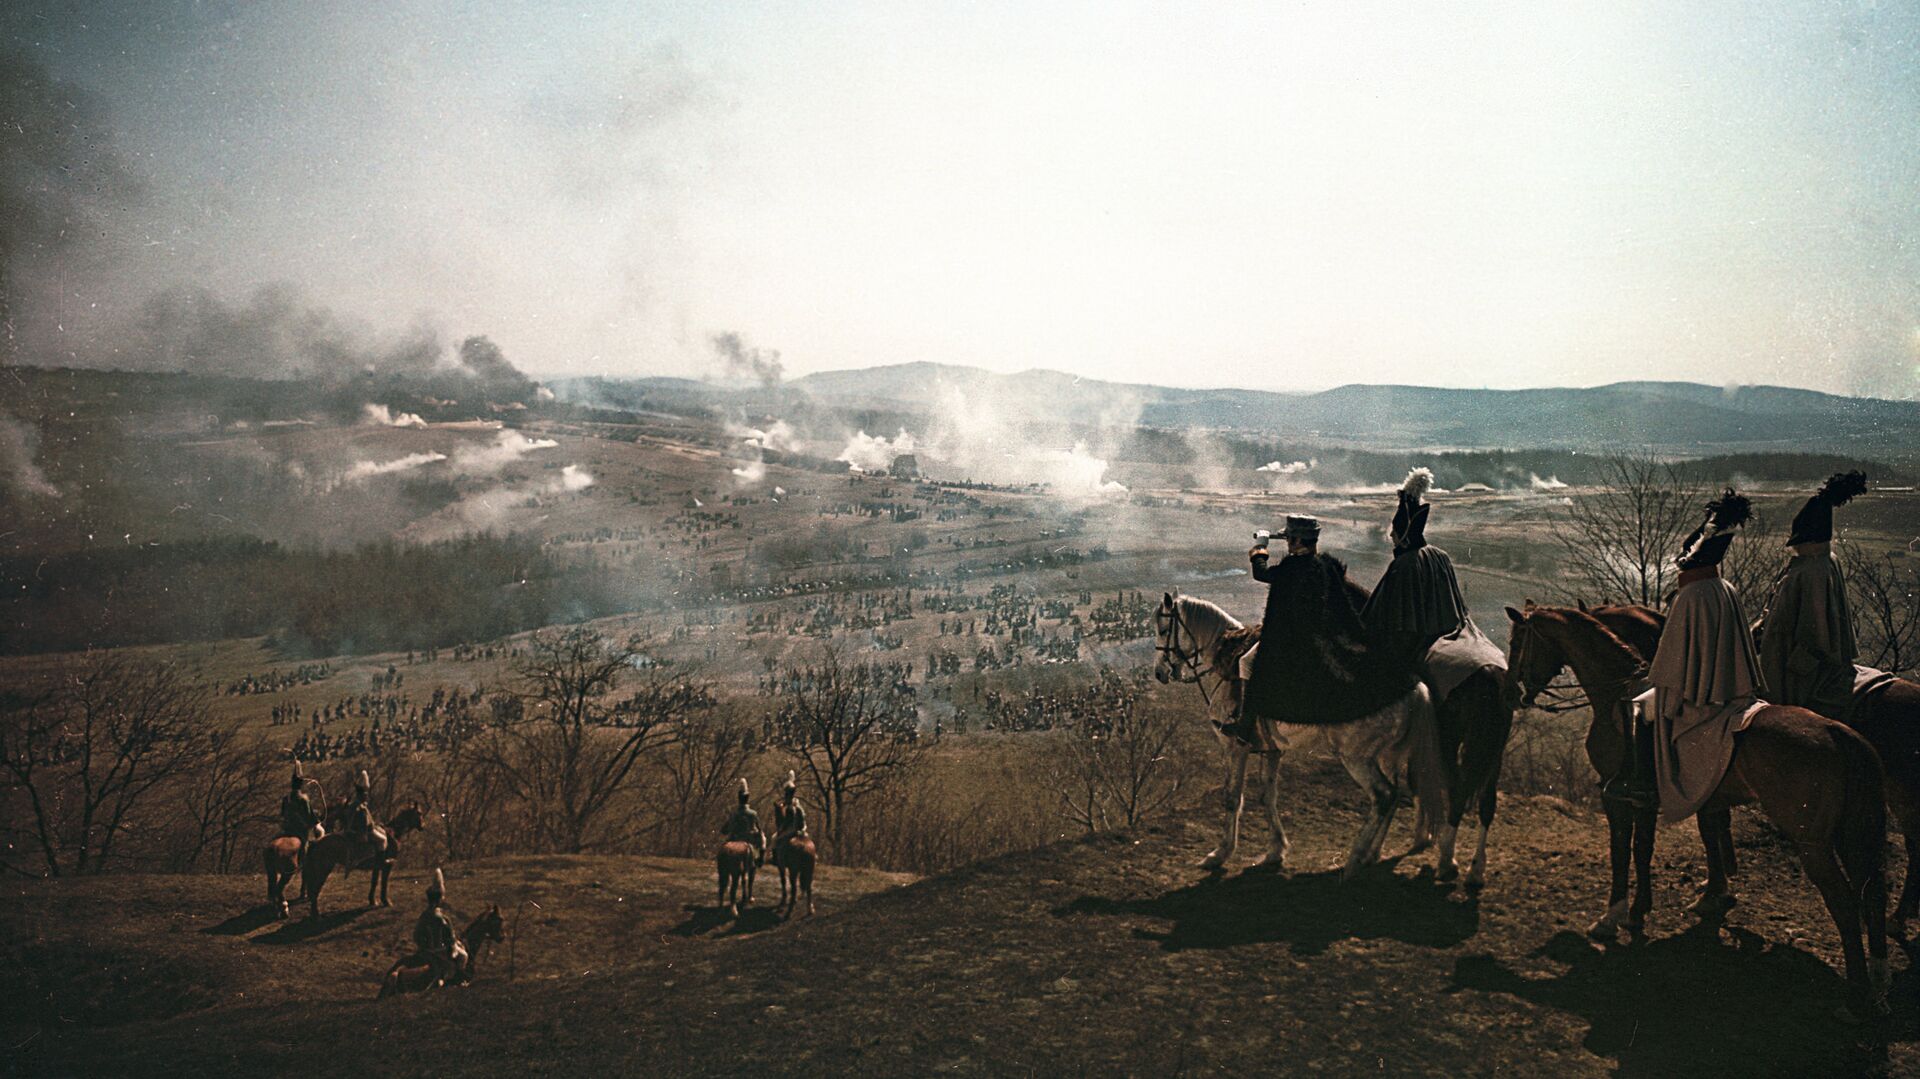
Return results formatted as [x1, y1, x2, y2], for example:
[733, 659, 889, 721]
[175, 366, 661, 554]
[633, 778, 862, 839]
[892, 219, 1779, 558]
[1537, 605, 1645, 665]
[1174, 595, 1243, 633]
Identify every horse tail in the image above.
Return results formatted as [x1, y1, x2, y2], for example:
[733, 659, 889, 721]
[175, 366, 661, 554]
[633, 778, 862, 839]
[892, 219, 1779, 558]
[1404, 682, 1450, 841]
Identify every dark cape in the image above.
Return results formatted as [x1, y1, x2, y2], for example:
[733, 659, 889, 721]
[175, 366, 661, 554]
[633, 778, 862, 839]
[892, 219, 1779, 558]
[1243, 551, 1421, 725]
[1361, 544, 1476, 684]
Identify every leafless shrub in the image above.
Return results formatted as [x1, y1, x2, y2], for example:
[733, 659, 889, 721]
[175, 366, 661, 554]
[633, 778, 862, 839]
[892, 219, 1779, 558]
[1841, 543, 1920, 677]
[1557, 453, 1706, 606]
[770, 646, 927, 846]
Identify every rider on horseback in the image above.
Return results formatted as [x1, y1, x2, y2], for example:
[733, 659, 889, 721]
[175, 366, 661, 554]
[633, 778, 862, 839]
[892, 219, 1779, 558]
[278, 761, 321, 857]
[1362, 468, 1467, 671]
[346, 769, 376, 845]
[771, 770, 808, 863]
[722, 778, 765, 861]
[1218, 514, 1418, 747]
[411, 867, 463, 988]
[1759, 471, 1866, 722]
[1623, 489, 1763, 820]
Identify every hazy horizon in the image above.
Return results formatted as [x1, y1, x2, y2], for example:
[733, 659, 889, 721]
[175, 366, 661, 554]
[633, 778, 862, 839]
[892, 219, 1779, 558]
[6, 2, 1919, 398]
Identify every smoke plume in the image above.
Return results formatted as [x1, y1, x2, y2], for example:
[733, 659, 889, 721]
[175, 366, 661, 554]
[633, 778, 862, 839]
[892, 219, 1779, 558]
[362, 404, 428, 428]
[711, 332, 784, 387]
[0, 413, 59, 498]
[837, 429, 917, 472]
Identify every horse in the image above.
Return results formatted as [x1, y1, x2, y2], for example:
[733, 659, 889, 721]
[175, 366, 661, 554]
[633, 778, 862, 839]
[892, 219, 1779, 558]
[1745, 617, 1920, 934]
[263, 834, 306, 918]
[378, 905, 505, 998]
[1505, 603, 1889, 1018]
[1430, 658, 1515, 889]
[301, 804, 427, 918]
[1153, 592, 1450, 881]
[774, 834, 817, 918]
[716, 840, 758, 915]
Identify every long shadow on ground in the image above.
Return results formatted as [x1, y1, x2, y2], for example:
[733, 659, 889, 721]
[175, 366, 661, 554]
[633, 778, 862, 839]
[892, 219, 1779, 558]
[1450, 923, 1913, 1078]
[254, 907, 369, 944]
[1056, 859, 1479, 955]
[667, 904, 781, 939]
[201, 906, 280, 937]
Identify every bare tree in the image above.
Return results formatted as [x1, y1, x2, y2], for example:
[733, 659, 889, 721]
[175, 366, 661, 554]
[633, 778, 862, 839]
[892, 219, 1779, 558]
[0, 654, 207, 876]
[177, 719, 277, 873]
[770, 647, 926, 845]
[1557, 453, 1707, 607]
[473, 628, 707, 853]
[656, 705, 756, 857]
[1720, 508, 1786, 610]
[1840, 544, 1920, 677]
[1046, 686, 1195, 834]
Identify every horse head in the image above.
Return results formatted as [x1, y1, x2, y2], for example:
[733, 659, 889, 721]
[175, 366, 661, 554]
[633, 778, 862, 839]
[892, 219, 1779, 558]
[468, 904, 506, 945]
[390, 803, 427, 836]
[1504, 601, 1568, 708]
[1152, 592, 1180, 684]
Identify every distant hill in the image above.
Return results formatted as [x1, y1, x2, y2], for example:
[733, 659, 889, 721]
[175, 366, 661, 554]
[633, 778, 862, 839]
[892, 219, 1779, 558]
[553, 364, 1920, 456]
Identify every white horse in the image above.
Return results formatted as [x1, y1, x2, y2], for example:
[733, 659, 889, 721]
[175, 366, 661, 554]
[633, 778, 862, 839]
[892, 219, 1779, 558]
[1153, 592, 1448, 880]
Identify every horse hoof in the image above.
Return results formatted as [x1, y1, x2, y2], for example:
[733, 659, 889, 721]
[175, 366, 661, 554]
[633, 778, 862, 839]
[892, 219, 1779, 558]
[1198, 852, 1228, 871]
[1435, 862, 1460, 884]
[1687, 891, 1736, 917]
[1464, 869, 1487, 892]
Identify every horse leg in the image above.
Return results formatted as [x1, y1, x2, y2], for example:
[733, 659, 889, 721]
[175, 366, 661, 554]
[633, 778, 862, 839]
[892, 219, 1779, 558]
[1797, 843, 1884, 1020]
[1889, 786, 1920, 936]
[1466, 755, 1502, 890]
[1337, 752, 1398, 880]
[380, 859, 392, 907]
[1587, 798, 1634, 940]
[1689, 808, 1737, 915]
[1432, 695, 1468, 880]
[1202, 746, 1250, 870]
[1254, 753, 1290, 868]
[804, 861, 815, 916]
[1626, 804, 1657, 934]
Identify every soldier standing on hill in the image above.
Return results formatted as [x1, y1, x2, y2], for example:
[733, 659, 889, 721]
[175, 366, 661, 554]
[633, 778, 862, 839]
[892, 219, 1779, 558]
[721, 779, 766, 861]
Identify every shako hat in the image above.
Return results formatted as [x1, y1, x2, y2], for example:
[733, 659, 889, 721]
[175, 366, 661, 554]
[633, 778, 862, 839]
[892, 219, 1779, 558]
[1786, 470, 1867, 547]
[1676, 488, 1752, 570]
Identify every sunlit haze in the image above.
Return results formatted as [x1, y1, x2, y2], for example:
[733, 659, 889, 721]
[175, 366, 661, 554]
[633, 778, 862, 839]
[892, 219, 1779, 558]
[7, 1, 1919, 395]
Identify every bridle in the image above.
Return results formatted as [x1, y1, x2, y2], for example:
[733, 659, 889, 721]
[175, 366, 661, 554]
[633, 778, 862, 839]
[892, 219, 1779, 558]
[1156, 598, 1222, 708]
[1507, 611, 1648, 713]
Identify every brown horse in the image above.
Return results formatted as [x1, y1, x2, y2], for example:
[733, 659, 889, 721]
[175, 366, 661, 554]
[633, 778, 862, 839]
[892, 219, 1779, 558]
[774, 835, 817, 918]
[378, 905, 505, 998]
[1506, 603, 1889, 1017]
[263, 835, 307, 917]
[716, 840, 757, 915]
[301, 804, 427, 918]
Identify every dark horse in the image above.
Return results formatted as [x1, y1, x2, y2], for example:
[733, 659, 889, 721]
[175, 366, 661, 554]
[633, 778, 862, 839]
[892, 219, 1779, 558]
[301, 804, 427, 918]
[774, 835, 817, 918]
[1506, 603, 1889, 1018]
[1431, 656, 1516, 889]
[263, 834, 307, 917]
[716, 840, 757, 916]
[379, 905, 505, 998]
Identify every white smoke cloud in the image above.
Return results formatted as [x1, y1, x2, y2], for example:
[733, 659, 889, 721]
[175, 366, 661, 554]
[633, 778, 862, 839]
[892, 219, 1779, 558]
[554, 464, 595, 491]
[1257, 460, 1314, 474]
[535, 385, 556, 401]
[1529, 473, 1569, 491]
[450, 430, 559, 473]
[837, 428, 917, 472]
[734, 419, 797, 453]
[730, 458, 767, 484]
[0, 414, 59, 499]
[362, 403, 428, 428]
[341, 451, 448, 483]
[1031, 442, 1128, 495]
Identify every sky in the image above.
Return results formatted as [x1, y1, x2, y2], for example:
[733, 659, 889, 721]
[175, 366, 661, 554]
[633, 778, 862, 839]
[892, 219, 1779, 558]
[5, 0, 1919, 396]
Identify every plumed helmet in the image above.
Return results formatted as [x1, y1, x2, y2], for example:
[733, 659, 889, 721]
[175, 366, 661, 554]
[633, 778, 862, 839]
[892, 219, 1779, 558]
[428, 866, 445, 901]
[1676, 488, 1752, 570]
[1786, 470, 1867, 547]
[1391, 468, 1434, 554]
[737, 777, 751, 803]
[782, 769, 798, 797]
[356, 769, 371, 791]
[291, 760, 305, 787]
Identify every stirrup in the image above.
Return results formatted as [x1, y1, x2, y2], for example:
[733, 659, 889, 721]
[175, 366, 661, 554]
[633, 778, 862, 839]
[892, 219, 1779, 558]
[1213, 717, 1255, 746]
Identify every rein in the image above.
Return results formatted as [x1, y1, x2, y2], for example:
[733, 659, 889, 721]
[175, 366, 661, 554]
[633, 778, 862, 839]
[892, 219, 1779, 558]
[1158, 599, 1230, 710]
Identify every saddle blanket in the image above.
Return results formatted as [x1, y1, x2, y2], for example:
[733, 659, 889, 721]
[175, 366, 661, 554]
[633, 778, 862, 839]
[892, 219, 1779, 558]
[1424, 619, 1507, 704]
[1854, 664, 1900, 701]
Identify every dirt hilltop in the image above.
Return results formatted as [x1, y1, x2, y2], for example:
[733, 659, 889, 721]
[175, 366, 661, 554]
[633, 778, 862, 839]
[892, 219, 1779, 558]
[5, 758, 1914, 1078]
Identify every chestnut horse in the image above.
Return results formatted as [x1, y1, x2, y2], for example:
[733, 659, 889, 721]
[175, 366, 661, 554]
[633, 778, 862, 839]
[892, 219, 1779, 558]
[716, 840, 757, 915]
[378, 905, 505, 998]
[1506, 603, 1889, 1018]
[774, 835, 817, 918]
[301, 804, 427, 918]
[263, 835, 307, 917]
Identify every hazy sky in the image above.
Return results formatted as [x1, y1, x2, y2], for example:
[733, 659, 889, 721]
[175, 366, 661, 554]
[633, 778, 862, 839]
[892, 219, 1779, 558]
[8, 1, 1919, 395]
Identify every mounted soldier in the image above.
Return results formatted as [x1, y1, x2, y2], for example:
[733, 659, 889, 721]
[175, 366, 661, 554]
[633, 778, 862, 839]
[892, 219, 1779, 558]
[278, 761, 321, 858]
[411, 868, 464, 988]
[772, 769, 808, 859]
[1218, 514, 1419, 747]
[1630, 489, 1765, 822]
[721, 778, 765, 860]
[343, 769, 381, 853]
[1759, 471, 1866, 722]
[1361, 468, 1507, 708]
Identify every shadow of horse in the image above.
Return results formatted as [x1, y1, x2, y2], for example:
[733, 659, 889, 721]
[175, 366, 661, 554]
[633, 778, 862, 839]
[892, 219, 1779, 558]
[667, 903, 784, 939]
[1448, 923, 1911, 1077]
[1056, 859, 1479, 956]
[201, 906, 280, 937]
[254, 906, 369, 945]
